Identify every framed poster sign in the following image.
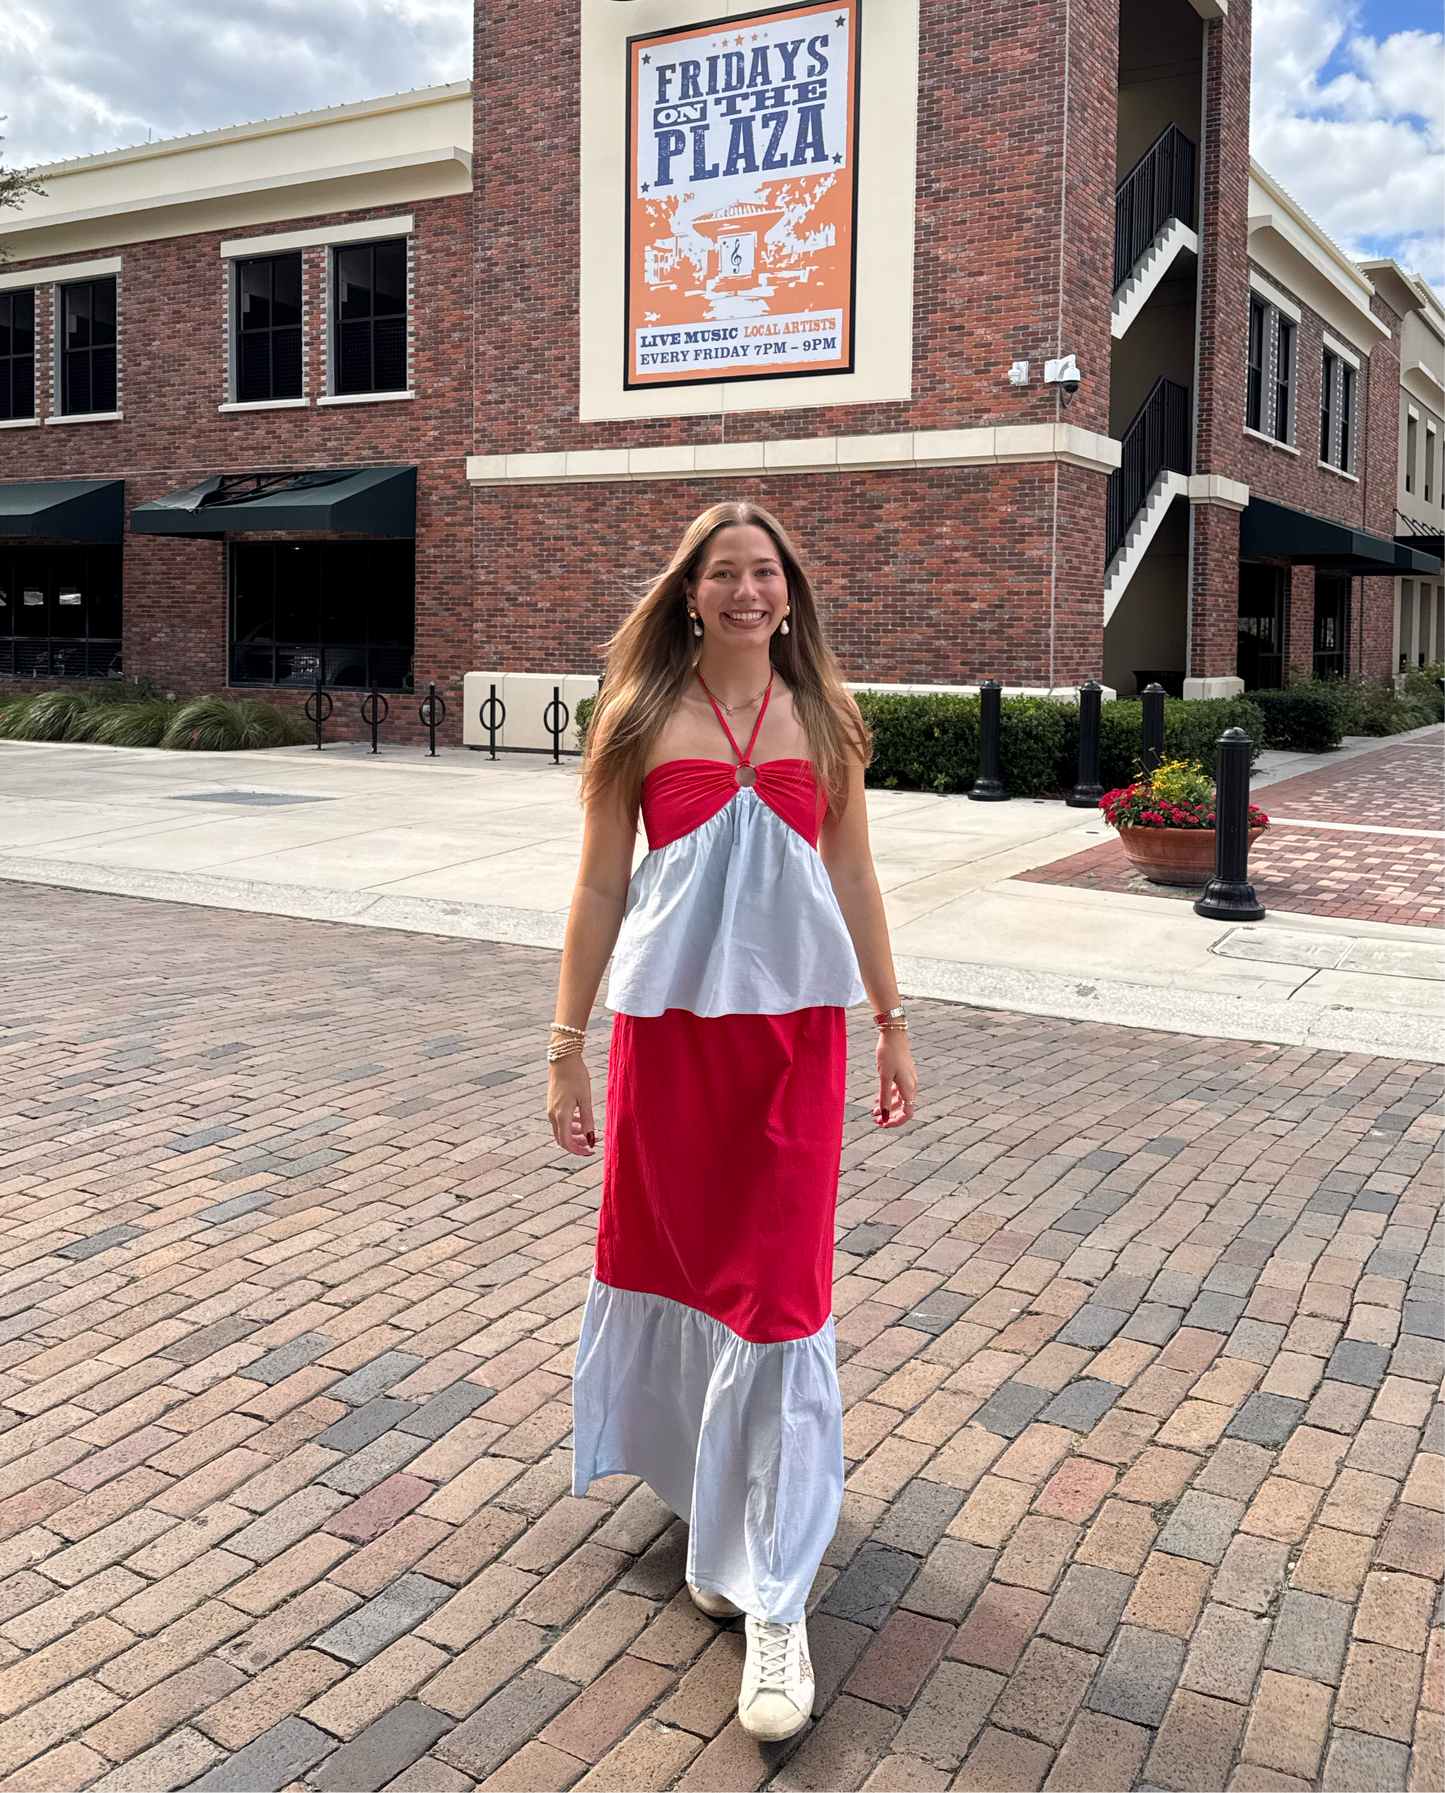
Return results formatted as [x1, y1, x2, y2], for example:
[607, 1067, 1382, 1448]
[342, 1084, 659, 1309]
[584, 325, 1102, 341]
[625, 1, 861, 390]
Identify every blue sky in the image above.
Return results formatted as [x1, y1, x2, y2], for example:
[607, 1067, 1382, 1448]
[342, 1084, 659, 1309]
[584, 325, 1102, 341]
[1, 0, 1441, 285]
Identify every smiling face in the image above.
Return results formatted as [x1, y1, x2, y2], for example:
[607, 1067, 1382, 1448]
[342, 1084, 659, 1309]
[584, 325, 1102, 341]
[688, 524, 790, 643]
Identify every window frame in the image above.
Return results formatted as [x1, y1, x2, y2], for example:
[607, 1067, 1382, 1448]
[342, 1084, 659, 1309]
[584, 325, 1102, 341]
[1319, 349, 1336, 465]
[1336, 363, 1355, 474]
[0, 543, 123, 680]
[232, 252, 304, 406]
[228, 540, 416, 694]
[1405, 414, 1418, 494]
[328, 237, 409, 399]
[58, 276, 118, 417]
[0, 290, 36, 423]
[1246, 296, 1266, 434]
[1271, 314, 1295, 447]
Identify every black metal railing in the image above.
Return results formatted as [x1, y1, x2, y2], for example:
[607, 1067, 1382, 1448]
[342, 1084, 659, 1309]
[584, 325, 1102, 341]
[1114, 124, 1197, 292]
[1106, 377, 1190, 565]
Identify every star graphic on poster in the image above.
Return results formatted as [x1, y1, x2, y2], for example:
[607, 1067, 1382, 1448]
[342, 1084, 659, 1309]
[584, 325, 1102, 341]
[832, 153, 843, 164]
[641, 53, 650, 63]
[836, 14, 847, 25]
[640, 182, 650, 192]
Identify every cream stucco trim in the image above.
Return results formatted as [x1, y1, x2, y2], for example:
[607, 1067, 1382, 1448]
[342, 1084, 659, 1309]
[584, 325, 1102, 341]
[217, 398, 311, 414]
[576, 0, 921, 422]
[0, 256, 121, 293]
[1244, 424, 1299, 457]
[0, 87, 471, 260]
[1248, 163, 1387, 349]
[1321, 332, 1360, 371]
[316, 391, 415, 406]
[0, 418, 39, 430]
[1404, 361, 1445, 408]
[466, 424, 1121, 486]
[1187, 474, 1250, 511]
[1248, 270, 1300, 324]
[220, 217, 414, 258]
[43, 411, 123, 426]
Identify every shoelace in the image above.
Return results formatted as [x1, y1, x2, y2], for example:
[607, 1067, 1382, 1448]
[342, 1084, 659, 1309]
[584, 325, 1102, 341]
[754, 1620, 793, 1688]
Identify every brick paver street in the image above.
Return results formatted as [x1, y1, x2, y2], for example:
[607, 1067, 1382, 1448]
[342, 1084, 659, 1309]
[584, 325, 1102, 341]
[0, 880, 1441, 1793]
[1019, 734, 1445, 929]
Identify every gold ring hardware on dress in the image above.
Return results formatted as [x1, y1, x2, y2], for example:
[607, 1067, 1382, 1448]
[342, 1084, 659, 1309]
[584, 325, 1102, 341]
[734, 765, 758, 788]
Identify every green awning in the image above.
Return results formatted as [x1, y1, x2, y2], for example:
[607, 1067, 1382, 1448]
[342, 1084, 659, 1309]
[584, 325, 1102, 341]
[130, 467, 415, 538]
[1395, 533, 1444, 574]
[0, 479, 124, 543]
[1241, 498, 1441, 575]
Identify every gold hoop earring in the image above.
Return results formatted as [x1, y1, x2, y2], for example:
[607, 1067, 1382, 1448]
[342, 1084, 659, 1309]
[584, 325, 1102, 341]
[690, 611, 703, 638]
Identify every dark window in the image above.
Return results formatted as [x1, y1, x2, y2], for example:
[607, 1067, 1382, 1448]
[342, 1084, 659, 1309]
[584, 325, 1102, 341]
[0, 291, 35, 421]
[0, 545, 122, 680]
[1426, 427, 1435, 504]
[1337, 364, 1355, 473]
[1320, 350, 1335, 464]
[1246, 296, 1266, 433]
[1405, 414, 1417, 493]
[236, 254, 303, 403]
[229, 541, 414, 691]
[333, 240, 407, 395]
[1314, 574, 1351, 678]
[60, 277, 117, 415]
[1272, 317, 1294, 443]
[1237, 564, 1285, 690]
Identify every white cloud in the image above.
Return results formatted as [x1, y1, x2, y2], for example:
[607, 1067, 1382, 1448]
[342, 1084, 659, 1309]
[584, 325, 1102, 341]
[1253, 0, 1445, 288]
[0, 0, 471, 168]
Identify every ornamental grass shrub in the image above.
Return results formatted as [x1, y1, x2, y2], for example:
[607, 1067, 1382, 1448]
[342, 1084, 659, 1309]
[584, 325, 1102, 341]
[0, 685, 306, 751]
[161, 696, 312, 752]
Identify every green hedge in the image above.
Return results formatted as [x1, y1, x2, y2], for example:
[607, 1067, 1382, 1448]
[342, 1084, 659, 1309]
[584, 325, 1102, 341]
[1246, 686, 1344, 753]
[575, 687, 1267, 795]
[859, 691, 1265, 796]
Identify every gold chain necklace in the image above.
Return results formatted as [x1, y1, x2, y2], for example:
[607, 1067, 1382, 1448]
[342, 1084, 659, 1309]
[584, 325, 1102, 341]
[698, 672, 770, 717]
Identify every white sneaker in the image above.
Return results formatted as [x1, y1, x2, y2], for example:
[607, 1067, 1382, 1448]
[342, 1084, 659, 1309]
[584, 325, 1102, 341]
[738, 1614, 814, 1741]
[688, 1582, 742, 1619]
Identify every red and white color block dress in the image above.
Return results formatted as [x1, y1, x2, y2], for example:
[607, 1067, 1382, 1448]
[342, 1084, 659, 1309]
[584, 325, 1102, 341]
[572, 687, 865, 1623]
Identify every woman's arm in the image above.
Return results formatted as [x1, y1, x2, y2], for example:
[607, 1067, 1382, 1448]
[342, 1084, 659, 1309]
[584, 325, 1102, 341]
[819, 753, 918, 1129]
[548, 782, 637, 1157]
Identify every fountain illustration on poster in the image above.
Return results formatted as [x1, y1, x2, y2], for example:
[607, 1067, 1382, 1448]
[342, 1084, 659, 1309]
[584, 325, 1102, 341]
[625, 1, 860, 389]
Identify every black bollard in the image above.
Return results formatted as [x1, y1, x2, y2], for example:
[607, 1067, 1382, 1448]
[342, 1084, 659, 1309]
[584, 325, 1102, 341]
[968, 680, 1009, 802]
[480, 683, 506, 761]
[1067, 680, 1105, 808]
[1194, 728, 1265, 921]
[544, 685, 570, 766]
[1140, 681, 1166, 776]
[361, 687, 388, 755]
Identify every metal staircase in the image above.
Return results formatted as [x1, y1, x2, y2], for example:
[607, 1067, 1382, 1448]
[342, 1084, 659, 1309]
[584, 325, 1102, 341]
[1112, 125, 1198, 340]
[1104, 377, 1191, 621]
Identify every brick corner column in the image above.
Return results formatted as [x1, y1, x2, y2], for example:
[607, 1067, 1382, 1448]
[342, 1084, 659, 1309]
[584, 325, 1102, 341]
[1287, 564, 1315, 679]
[1190, 502, 1241, 678]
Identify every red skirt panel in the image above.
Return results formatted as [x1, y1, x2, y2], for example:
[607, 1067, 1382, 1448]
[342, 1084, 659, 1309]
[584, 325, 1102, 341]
[597, 1008, 847, 1344]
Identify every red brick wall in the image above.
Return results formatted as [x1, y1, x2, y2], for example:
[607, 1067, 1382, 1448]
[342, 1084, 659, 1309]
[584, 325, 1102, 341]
[0, 195, 474, 742]
[1287, 563, 1314, 676]
[1188, 0, 1250, 678]
[472, 460, 1107, 687]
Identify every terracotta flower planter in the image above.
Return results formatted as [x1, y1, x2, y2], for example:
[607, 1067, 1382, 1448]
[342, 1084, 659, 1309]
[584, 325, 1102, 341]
[1117, 823, 1267, 886]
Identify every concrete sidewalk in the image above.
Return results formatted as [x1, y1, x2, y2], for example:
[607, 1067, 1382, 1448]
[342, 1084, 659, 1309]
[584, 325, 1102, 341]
[1, 726, 1440, 1061]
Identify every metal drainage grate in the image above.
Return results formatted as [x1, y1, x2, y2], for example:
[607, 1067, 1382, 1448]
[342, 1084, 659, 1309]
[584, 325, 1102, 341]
[170, 790, 332, 807]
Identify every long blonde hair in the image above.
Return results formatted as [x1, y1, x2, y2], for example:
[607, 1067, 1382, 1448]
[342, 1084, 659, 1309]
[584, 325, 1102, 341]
[580, 501, 870, 814]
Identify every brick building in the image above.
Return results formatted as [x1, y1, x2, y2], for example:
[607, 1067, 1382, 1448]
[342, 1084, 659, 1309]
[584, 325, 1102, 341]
[0, 86, 472, 717]
[0, 0, 1438, 736]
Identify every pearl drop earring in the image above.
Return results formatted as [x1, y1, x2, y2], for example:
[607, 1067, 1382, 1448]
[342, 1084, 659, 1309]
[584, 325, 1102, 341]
[779, 612, 790, 635]
[690, 611, 703, 638]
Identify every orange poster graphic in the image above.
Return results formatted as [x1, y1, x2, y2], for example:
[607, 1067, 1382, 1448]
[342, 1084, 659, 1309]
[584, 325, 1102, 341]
[625, 2, 859, 389]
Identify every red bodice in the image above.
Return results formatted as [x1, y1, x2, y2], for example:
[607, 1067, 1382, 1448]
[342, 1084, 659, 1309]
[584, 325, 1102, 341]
[641, 757, 825, 850]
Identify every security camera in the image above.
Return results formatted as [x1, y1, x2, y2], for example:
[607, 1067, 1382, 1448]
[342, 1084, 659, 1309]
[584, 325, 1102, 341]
[1044, 355, 1082, 406]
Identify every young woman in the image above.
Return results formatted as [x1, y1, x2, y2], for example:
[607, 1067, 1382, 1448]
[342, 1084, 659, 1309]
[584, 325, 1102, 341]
[547, 501, 917, 1742]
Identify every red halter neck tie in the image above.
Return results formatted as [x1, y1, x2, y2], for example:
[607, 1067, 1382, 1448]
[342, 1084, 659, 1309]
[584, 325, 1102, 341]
[695, 672, 773, 788]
